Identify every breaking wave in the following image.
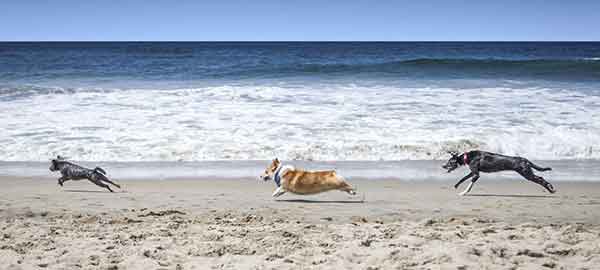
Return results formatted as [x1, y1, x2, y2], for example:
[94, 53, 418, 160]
[1, 84, 599, 161]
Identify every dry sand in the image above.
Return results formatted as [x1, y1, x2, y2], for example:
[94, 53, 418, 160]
[1, 177, 599, 269]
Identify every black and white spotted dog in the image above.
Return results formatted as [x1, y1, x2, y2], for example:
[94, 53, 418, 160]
[443, 150, 555, 196]
[49, 156, 121, 192]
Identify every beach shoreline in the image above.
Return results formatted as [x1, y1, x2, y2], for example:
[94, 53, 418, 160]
[1, 177, 599, 269]
[3, 160, 600, 181]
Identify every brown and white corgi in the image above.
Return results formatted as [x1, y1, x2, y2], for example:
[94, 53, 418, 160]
[260, 158, 357, 197]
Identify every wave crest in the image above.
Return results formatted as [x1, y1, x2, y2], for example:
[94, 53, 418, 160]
[234, 58, 600, 80]
[1, 84, 599, 161]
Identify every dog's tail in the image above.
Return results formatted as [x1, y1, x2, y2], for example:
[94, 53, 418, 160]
[530, 162, 552, 172]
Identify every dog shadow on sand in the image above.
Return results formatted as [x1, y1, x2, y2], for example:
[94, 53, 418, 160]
[275, 199, 365, 204]
[465, 193, 554, 198]
[63, 189, 127, 194]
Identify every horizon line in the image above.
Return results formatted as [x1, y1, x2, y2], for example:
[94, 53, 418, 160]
[1, 40, 600, 43]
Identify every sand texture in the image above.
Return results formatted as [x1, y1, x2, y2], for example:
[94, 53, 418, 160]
[1, 177, 600, 269]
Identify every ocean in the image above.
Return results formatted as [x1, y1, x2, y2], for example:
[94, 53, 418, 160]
[1, 42, 600, 179]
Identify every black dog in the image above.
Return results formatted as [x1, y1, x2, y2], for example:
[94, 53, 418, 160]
[442, 151, 555, 195]
[49, 156, 121, 192]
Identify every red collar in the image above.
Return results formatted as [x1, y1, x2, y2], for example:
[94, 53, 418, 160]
[463, 153, 469, 165]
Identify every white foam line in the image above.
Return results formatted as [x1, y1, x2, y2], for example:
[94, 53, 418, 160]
[1, 84, 600, 161]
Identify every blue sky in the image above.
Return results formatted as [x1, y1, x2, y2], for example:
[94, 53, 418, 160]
[1, 0, 599, 41]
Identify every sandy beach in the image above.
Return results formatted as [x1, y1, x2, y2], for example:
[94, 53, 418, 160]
[1, 177, 599, 269]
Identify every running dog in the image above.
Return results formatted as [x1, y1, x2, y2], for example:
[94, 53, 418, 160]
[260, 158, 357, 197]
[442, 151, 555, 196]
[49, 156, 121, 192]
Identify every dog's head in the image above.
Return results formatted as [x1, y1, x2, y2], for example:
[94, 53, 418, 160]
[49, 155, 66, 171]
[442, 151, 461, 173]
[260, 158, 281, 181]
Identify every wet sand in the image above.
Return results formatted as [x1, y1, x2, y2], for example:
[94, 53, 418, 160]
[1, 177, 599, 269]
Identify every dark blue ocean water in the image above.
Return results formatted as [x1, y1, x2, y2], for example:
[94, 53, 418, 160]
[1, 42, 600, 163]
[1, 42, 599, 87]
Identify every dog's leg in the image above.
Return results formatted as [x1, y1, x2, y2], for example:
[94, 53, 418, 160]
[517, 168, 556, 193]
[334, 174, 357, 195]
[97, 174, 121, 189]
[90, 179, 114, 192]
[102, 178, 121, 189]
[57, 176, 68, 186]
[272, 187, 286, 197]
[454, 172, 474, 189]
[337, 181, 357, 195]
[459, 174, 479, 196]
[541, 178, 556, 193]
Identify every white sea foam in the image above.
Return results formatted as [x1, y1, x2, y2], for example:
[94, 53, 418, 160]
[1, 84, 599, 161]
